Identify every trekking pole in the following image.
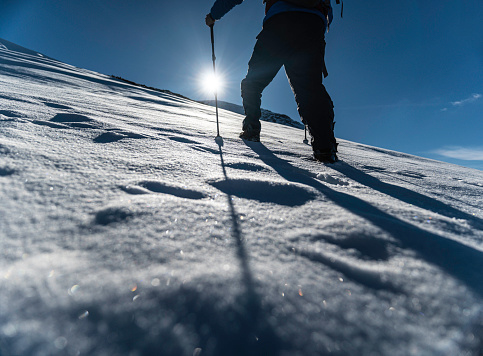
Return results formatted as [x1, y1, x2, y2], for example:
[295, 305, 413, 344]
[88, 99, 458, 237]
[210, 24, 221, 139]
[303, 125, 309, 144]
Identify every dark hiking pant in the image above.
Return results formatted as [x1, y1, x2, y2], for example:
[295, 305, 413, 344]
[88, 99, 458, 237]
[241, 12, 336, 152]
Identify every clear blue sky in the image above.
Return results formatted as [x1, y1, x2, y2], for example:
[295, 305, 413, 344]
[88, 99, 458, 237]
[1, 0, 482, 169]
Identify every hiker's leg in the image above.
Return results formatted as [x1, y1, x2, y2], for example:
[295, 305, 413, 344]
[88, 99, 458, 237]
[284, 14, 336, 152]
[241, 24, 284, 132]
[288, 69, 336, 151]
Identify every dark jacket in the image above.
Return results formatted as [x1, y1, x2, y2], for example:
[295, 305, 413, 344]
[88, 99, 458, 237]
[210, 0, 333, 27]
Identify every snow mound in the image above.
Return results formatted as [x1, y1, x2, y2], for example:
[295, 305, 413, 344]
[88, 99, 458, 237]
[316, 172, 350, 186]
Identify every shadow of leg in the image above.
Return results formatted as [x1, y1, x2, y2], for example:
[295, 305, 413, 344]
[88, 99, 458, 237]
[244, 141, 483, 298]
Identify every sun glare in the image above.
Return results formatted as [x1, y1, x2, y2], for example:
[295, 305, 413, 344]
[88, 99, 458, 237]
[201, 71, 224, 95]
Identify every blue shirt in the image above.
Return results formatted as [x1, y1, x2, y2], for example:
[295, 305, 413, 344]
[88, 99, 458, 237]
[210, 0, 333, 29]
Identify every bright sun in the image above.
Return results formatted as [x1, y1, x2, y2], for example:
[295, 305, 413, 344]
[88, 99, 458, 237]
[201, 70, 224, 95]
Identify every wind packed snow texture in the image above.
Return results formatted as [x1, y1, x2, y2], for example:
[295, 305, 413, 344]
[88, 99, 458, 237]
[1, 38, 482, 356]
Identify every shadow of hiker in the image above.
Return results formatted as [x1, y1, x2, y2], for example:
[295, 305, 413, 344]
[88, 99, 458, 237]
[244, 141, 483, 298]
[209, 140, 283, 356]
[331, 161, 483, 230]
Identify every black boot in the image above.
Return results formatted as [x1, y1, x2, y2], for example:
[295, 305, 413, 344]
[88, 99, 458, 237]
[239, 124, 261, 142]
[313, 144, 338, 163]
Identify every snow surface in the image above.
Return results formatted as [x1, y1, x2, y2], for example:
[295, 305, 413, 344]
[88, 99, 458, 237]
[199, 100, 304, 129]
[1, 38, 482, 356]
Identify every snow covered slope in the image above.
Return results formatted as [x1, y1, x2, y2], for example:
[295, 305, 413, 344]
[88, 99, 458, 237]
[199, 100, 305, 129]
[1, 38, 482, 356]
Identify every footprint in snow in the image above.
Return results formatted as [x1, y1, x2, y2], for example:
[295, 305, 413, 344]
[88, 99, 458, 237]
[94, 206, 135, 226]
[0, 110, 22, 118]
[94, 132, 126, 143]
[121, 181, 207, 200]
[0, 166, 16, 177]
[225, 162, 271, 173]
[209, 178, 316, 206]
[31, 113, 146, 142]
[32, 113, 102, 130]
[43, 102, 72, 110]
[51, 113, 106, 129]
[93, 130, 147, 143]
[50, 113, 92, 123]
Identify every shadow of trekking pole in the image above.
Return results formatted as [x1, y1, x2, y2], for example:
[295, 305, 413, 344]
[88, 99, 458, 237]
[213, 139, 283, 355]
